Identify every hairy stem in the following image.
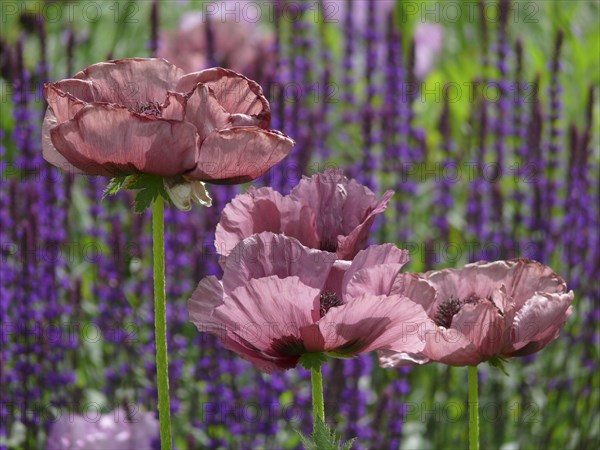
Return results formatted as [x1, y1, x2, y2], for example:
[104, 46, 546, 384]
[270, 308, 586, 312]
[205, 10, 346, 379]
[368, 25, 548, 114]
[153, 196, 172, 448]
[468, 365, 480, 450]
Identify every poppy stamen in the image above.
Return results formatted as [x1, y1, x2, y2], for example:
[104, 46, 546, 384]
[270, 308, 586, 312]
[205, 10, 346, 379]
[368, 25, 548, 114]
[320, 291, 344, 318]
[133, 101, 162, 117]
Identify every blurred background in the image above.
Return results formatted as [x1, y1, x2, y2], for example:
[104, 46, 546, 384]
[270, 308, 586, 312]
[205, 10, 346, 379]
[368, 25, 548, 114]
[1, 0, 598, 449]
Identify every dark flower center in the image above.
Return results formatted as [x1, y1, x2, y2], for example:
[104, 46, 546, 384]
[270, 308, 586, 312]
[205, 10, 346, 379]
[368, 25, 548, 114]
[434, 293, 503, 328]
[132, 101, 162, 117]
[270, 335, 305, 356]
[320, 238, 338, 253]
[434, 296, 463, 328]
[320, 291, 344, 318]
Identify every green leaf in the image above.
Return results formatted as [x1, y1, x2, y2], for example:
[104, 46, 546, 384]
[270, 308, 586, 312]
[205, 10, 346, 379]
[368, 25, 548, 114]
[298, 352, 328, 371]
[123, 173, 142, 190]
[325, 352, 358, 360]
[298, 420, 356, 450]
[102, 176, 128, 198]
[125, 174, 168, 213]
[488, 356, 509, 376]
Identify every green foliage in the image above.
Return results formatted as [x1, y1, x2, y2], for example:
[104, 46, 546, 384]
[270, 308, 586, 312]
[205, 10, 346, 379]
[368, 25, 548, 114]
[488, 356, 510, 376]
[102, 176, 128, 198]
[325, 352, 358, 360]
[128, 174, 168, 213]
[102, 174, 168, 212]
[1, 1, 597, 448]
[299, 420, 356, 450]
[299, 352, 328, 371]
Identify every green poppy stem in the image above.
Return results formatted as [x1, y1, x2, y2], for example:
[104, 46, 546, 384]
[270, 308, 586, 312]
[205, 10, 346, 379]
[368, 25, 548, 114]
[152, 196, 172, 448]
[311, 365, 325, 428]
[468, 365, 479, 450]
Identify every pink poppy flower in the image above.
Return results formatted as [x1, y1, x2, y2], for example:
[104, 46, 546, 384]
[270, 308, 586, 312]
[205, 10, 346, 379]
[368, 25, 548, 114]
[45, 407, 158, 450]
[379, 259, 574, 367]
[42, 58, 294, 185]
[188, 232, 428, 373]
[215, 169, 394, 260]
[158, 8, 275, 82]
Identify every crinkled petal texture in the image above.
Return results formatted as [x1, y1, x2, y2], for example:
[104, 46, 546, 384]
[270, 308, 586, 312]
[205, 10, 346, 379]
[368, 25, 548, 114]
[176, 67, 271, 128]
[49, 104, 199, 176]
[42, 58, 294, 182]
[289, 169, 394, 259]
[215, 169, 393, 259]
[45, 408, 158, 450]
[220, 232, 337, 293]
[301, 294, 427, 356]
[190, 128, 295, 184]
[188, 233, 426, 373]
[72, 58, 185, 106]
[380, 258, 574, 367]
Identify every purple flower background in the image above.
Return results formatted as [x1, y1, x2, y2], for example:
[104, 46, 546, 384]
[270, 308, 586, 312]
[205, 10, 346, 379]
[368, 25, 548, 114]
[1, 1, 598, 449]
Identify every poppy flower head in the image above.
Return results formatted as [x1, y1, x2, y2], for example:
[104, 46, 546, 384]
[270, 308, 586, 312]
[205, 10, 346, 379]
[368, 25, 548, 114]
[379, 258, 574, 367]
[189, 232, 427, 373]
[215, 169, 394, 260]
[42, 58, 294, 187]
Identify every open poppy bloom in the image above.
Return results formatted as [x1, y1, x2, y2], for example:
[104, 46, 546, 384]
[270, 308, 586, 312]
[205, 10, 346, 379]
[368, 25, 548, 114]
[215, 169, 394, 260]
[158, 9, 275, 81]
[188, 232, 428, 373]
[42, 58, 294, 186]
[379, 259, 574, 367]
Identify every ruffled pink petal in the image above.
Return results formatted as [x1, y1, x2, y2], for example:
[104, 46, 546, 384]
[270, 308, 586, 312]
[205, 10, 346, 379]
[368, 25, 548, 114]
[42, 109, 86, 175]
[391, 259, 574, 364]
[288, 170, 393, 259]
[288, 170, 350, 246]
[189, 127, 295, 184]
[341, 244, 409, 298]
[423, 267, 466, 305]
[423, 259, 567, 314]
[421, 326, 481, 366]
[509, 290, 573, 354]
[345, 263, 406, 300]
[214, 187, 320, 257]
[180, 83, 232, 140]
[493, 258, 569, 309]
[220, 336, 298, 373]
[49, 104, 199, 176]
[214, 275, 319, 354]
[378, 316, 483, 367]
[192, 275, 319, 373]
[188, 276, 227, 335]
[215, 187, 284, 256]
[303, 294, 427, 355]
[160, 91, 187, 121]
[73, 58, 184, 106]
[450, 298, 507, 360]
[322, 260, 351, 299]
[44, 80, 97, 123]
[221, 232, 336, 293]
[176, 67, 270, 128]
[279, 203, 321, 251]
[391, 273, 438, 316]
[288, 170, 371, 253]
[418, 264, 504, 314]
[377, 298, 486, 367]
[336, 189, 394, 259]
